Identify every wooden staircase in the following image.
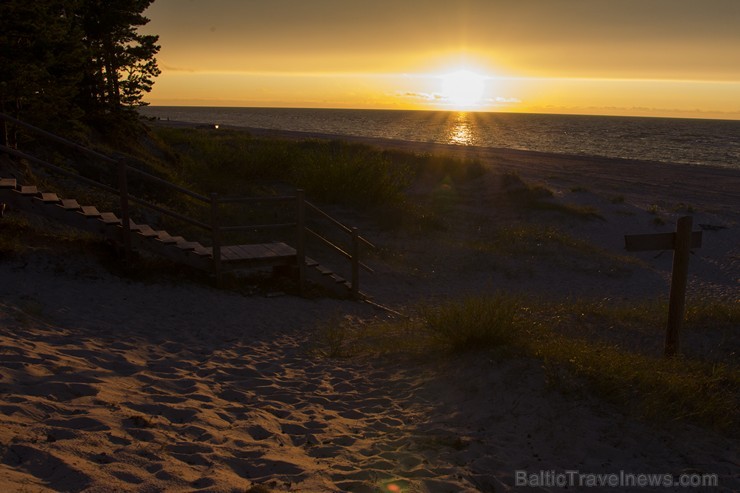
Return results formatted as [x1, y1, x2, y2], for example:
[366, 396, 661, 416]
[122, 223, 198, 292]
[0, 114, 373, 299]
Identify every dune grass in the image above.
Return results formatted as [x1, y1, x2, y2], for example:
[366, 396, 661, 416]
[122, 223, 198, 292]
[148, 126, 496, 233]
[0, 211, 102, 258]
[313, 294, 739, 433]
[421, 294, 519, 351]
[501, 171, 604, 220]
[465, 223, 643, 278]
[151, 127, 415, 210]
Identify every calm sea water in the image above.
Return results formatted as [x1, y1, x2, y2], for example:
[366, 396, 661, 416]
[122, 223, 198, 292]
[139, 107, 740, 169]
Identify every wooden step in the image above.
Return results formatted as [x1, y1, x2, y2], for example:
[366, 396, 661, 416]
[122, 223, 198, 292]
[18, 186, 38, 196]
[58, 199, 81, 210]
[305, 257, 319, 268]
[0, 178, 17, 189]
[191, 246, 212, 257]
[131, 223, 158, 238]
[79, 206, 101, 218]
[316, 265, 333, 276]
[265, 242, 296, 257]
[98, 212, 120, 225]
[155, 231, 179, 244]
[219, 243, 297, 262]
[329, 273, 346, 284]
[35, 193, 60, 204]
[175, 240, 201, 251]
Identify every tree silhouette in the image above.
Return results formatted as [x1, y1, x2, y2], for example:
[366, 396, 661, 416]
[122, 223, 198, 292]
[0, 0, 159, 135]
[80, 0, 160, 117]
[0, 0, 86, 131]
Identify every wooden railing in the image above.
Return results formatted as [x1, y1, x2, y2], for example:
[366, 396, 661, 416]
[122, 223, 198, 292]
[0, 113, 373, 297]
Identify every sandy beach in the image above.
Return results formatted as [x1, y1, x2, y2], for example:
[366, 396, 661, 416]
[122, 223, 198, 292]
[1, 128, 738, 492]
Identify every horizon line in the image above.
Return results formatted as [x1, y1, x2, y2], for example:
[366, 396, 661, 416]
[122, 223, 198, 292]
[141, 103, 740, 122]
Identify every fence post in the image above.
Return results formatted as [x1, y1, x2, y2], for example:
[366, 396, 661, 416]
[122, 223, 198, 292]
[117, 159, 131, 261]
[296, 189, 306, 296]
[351, 227, 360, 299]
[665, 216, 693, 357]
[210, 193, 222, 285]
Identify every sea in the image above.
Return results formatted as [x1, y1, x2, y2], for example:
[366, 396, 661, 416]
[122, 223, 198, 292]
[139, 107, 740, 170]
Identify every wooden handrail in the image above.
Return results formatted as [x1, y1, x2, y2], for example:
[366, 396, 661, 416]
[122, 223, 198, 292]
[219, 222, 296, 232]
[1, 113, 117, 164]
[217, 195, 296, 204]
[1, 145, 120, 195]
[1, 144, 212, 231]
[126, 166, 210, 203]
[1, 112, 211, 204]
[305, 200, 376, 249]
[2, 113, 377, 298]
[127, 195, 211, 230]
[305, 227, 374, 273]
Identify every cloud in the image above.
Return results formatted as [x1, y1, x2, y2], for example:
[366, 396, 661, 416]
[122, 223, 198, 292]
[161, 64, 198, 73]
[400, 91, 445, 101]
[489, 96, 522, 104]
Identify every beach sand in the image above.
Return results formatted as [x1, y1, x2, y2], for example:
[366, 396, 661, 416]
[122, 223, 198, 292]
[1, 128, 738, 492]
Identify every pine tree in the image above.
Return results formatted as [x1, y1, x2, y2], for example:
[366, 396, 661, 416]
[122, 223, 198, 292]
[1, 0, 160, 139]
[0, 0, 86, 136]
[80, 0, 161, 118]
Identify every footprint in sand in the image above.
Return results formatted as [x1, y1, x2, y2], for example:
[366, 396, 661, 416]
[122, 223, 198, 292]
[45, 416, 109, 432]
[225, 457, 307, 482]
[124, 402, 199, 424]
[26, 381, 99, 402]
[3, 444, 91, 491]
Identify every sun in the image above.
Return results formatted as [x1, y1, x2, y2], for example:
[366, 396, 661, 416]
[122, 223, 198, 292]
[441, 70, 486, 109]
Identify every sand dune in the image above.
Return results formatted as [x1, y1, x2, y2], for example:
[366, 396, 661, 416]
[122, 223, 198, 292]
[1, 136, 738, 491]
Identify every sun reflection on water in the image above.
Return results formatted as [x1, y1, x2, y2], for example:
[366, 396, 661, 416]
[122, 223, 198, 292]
[446, 112, 475, 146]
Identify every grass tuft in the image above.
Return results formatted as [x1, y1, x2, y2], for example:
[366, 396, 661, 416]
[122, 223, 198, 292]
[501, 172, 604, 220]
[421, 294, 520, 351]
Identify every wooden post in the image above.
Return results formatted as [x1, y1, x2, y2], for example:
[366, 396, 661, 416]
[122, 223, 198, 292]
[296, 189, 306, 296]
[665, 216, 693, 357]
[117, 159, 131, 261]
[210, 193, 222, 285]
[351, 227, 360, 299]
[624, 216, 701, 357]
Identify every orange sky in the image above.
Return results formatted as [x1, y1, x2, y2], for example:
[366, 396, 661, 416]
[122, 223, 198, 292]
[142, 0, 740, 119]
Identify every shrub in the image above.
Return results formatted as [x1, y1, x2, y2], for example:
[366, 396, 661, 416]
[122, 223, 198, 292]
[421, 293, 521, 351]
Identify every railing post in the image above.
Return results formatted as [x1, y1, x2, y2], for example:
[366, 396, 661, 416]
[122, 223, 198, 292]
[117, 159, 131, 261]
[351, 227, 360, 299]
[296, 189, 306, 296]
[210, 193, 222, 285]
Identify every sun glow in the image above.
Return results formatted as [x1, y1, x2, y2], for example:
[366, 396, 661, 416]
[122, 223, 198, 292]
[441, 70, 487, 109]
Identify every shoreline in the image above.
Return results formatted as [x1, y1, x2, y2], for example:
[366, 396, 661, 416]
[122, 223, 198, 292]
[150, 117, 734, 169]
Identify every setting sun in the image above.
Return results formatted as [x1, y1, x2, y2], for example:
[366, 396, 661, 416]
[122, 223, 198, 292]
[440, 70, 487, 109]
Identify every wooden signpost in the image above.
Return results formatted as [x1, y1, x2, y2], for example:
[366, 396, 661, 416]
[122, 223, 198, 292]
[625, 216, 702, 357]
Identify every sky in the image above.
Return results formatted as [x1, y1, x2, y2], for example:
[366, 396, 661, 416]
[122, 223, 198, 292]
[141, 0, 740, 119]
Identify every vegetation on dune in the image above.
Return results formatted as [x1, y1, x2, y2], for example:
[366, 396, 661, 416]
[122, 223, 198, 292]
[313, 294, 739, 434]
[151, 127, 414, 209]
[501, 171, 604, 220]
[465, 223, 643, 278]
[146, 126, 493, 233]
